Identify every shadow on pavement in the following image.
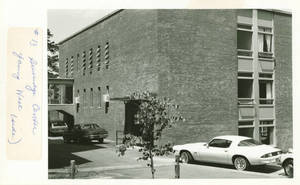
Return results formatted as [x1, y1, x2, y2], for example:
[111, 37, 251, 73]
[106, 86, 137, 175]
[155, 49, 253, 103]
[190, 161, 282, 174]
[48, 139, 106, 169]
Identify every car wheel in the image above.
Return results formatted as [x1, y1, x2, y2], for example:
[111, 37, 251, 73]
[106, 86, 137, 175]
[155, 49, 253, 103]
[98, 138, 104, 143]
[180, 151, 193, 164]
[233, 156, 249, 171]
[63, 137, 70, 143]
[283, 159, 293, 178]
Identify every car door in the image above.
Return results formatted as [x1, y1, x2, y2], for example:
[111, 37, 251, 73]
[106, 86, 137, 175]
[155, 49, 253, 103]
[198, 139, 232, 164]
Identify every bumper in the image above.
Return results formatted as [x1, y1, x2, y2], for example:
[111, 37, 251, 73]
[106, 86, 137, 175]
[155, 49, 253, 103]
[83, 133, 108, 140]
[251, 156, 281, 165]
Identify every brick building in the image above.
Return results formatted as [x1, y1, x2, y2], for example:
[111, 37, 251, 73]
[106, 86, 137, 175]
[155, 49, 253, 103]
[48, 9, 292, 149]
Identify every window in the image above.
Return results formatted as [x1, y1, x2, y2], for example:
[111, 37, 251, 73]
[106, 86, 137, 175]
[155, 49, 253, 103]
[89, 48, 93, 74]
[83, 89, 86, 108]
[208, 139, 232, 148]
[238, 121, 254, 138]
[259, 80, 273, 104]
[238, 127, 254, 138]
[238, 79, 253, 104]
[238, 72, 253, 78]
[70, 56, 74, 77]
[238, 139, 262, 146]
[96, 45, 101, 71]
[105, 85, 109, 113]
[98, 87, 101, 108]
[259, 120, 274, 145]
[104, 42, 109, 69]
[237, 24, 253, 57]
[90, 88, 93, 107]
[65, 58, 68, 77]
[76, 54, 79, 72]
[82, 51, 86, 76]
[76, 90, 80, 113]
[258, 27, 273, 58]
[259, 73, 273, 79]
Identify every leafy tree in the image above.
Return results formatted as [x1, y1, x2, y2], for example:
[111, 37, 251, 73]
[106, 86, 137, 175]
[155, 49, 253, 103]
[117, 91, 184, 179]
[48, 29, 59, 78]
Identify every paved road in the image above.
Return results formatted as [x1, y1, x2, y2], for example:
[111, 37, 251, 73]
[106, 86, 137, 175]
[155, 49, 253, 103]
[48, 137, 287, 179]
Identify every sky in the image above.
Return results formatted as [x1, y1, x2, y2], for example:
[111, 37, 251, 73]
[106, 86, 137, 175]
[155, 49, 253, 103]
[48, 9, 115, 43]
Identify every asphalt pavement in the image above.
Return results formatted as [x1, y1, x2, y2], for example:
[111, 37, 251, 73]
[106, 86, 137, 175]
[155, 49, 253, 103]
[48, 137, 287, 179]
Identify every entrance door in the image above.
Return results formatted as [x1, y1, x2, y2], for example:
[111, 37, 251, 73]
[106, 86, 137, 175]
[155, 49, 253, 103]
[124, 101, 141, 136]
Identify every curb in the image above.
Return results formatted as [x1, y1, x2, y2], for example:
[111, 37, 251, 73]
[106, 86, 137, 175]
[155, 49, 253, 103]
[48, 162, 174, 174]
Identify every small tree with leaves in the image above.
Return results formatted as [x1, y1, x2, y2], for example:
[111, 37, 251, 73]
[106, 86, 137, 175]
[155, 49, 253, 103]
[47, 29, 59, 78]
[117, 91, 184, 179]
[47, 29, 60, 103]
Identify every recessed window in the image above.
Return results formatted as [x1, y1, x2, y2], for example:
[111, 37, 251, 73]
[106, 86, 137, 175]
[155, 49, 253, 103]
[259, 73, 273, 79]
[89, 48, 93, 74]
[237, 25, 252, 57]
[258, 27, 273, 55]
[238, 72, 253, 78]
[238, 79, 253, 98]
[238, 121, 253, 126]
[96, 45, 101, 71]
[98, 87, 101, 108]
[259, 80, 273, 104]
[83, 89, 86, 108]
[65, 58, 69, 77]
[82, 51, 86, 76]
[105, 42, 109, 69]
[259, 120, 274, 145]
[70, 56, 74, 77]
[90, 88, 93, 107]
[238, 127, 254, 138]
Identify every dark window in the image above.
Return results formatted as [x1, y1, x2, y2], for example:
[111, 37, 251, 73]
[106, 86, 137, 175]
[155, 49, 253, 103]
[90, 88, 93, 107]
[208, 139, 232, 148]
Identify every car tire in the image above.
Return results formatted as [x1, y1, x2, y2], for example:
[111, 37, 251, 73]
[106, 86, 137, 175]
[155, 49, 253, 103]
[180, 151, 193, 164]
[233, 156, 249, 171]
[98, 138, 104, 143]
[283, 159, 293, 178]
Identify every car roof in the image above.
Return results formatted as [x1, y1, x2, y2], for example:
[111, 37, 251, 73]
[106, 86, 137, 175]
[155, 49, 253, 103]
[213, 135, 251, 142]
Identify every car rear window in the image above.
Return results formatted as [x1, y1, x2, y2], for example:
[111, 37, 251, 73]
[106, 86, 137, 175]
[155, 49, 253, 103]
[82, 124, 100, 129]
[238, 139, 262, 146]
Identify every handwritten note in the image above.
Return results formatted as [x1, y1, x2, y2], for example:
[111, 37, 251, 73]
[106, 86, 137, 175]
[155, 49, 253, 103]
[6, 28, 42, 160]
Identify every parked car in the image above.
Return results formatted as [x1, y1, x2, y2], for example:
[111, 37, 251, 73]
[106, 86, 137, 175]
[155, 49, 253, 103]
[279, 149, 293, 178]
[173, 135, 282, 171]
[63, 123, 108, 143]
[49, 121, 68, 136]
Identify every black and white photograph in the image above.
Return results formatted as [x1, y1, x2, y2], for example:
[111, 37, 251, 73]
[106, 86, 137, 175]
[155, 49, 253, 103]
[47, 9, 293, 179]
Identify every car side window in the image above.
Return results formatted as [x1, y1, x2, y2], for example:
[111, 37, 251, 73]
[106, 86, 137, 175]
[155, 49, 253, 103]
[208, 139, 232, 148]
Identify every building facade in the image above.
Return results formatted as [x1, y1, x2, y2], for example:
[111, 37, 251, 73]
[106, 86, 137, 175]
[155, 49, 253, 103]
[51, 9, 292, 149]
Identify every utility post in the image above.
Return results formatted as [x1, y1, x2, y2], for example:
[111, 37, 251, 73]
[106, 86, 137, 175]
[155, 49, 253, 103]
[175, 155, 180, 179]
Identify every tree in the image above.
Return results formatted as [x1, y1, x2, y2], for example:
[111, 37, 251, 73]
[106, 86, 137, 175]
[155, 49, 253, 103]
[48, 29, 59, 78]
[117, 91, 184, 179]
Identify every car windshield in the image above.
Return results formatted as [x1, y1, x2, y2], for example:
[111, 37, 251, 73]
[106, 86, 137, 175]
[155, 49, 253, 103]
[52, 122, 66, 127]
[82, 124, 99, 129]
[238, 139, 262, 146]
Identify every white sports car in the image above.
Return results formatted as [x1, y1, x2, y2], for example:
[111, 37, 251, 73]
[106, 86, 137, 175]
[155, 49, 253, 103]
[173, 135, 282, 170]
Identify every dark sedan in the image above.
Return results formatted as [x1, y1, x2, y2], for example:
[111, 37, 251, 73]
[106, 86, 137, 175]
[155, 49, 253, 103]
[63, 123, 108, 143]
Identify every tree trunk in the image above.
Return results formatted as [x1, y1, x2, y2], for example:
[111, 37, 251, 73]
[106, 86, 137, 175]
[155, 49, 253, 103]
[149, 150, 155, 179]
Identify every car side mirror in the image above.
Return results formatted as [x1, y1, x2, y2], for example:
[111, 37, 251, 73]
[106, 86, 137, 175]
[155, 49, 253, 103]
[204, 143, 209, 148]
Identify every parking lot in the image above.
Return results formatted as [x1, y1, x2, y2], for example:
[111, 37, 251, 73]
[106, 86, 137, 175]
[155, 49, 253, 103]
[48, 137, 287, 179]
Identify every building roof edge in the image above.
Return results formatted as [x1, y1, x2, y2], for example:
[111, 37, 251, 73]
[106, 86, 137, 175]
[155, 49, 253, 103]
[58, 9, 123, 45]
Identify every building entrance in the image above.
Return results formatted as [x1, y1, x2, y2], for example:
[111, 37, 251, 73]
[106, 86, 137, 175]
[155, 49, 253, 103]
[124, 101, 142, 136]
